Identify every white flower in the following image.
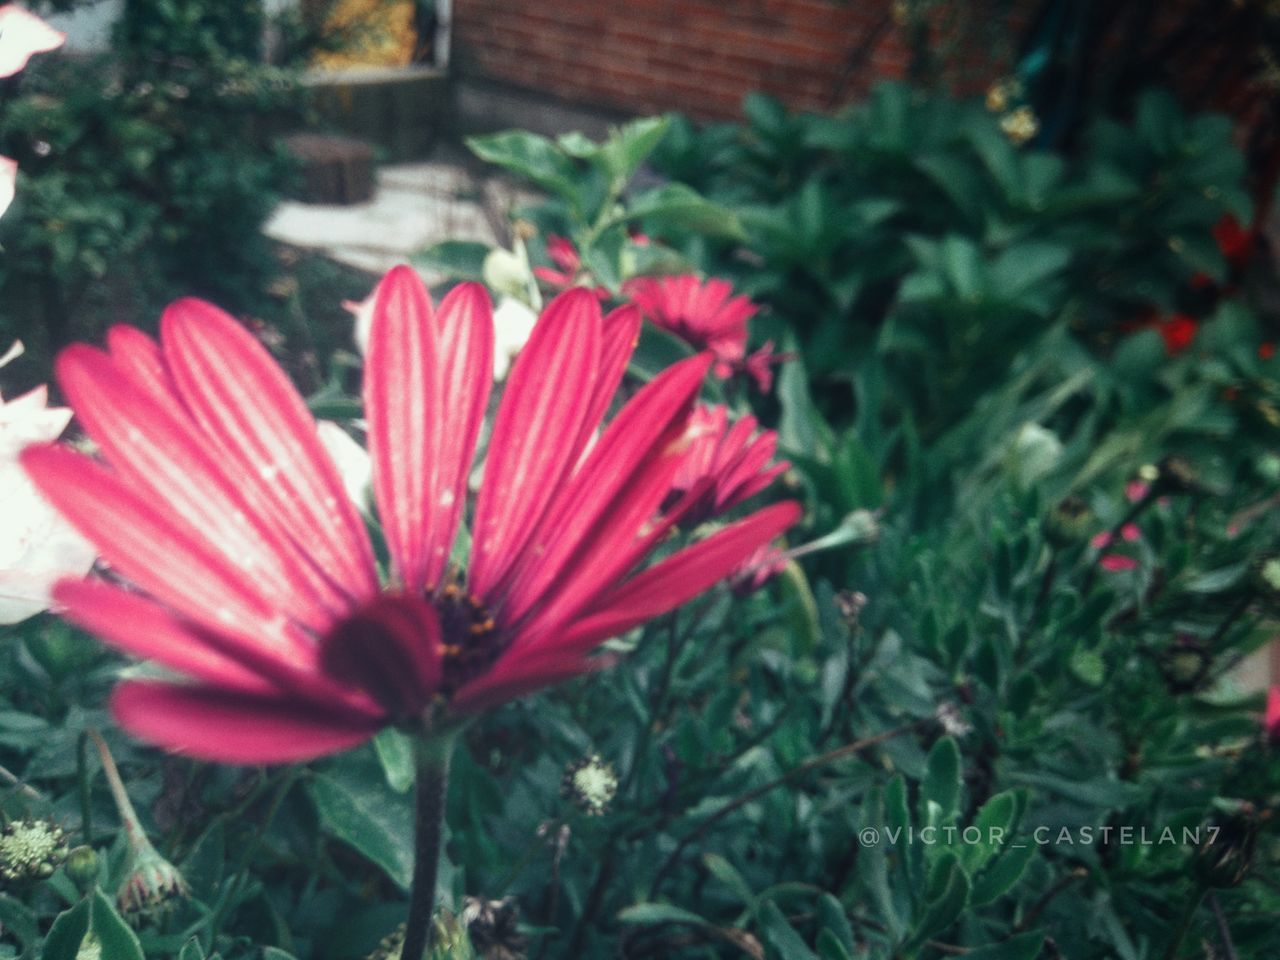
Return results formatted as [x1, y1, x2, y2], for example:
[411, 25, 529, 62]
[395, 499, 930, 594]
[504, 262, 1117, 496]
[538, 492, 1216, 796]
[0, 343, 96, 623]
[317, 420, 371, 509]
[492, 295, 538, 381]
[0, 5, 64, 79]
[0, 156, 15, 220]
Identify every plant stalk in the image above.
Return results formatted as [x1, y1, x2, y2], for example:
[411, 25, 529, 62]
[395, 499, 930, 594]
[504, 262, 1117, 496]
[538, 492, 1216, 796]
[402, 733, 455, 960]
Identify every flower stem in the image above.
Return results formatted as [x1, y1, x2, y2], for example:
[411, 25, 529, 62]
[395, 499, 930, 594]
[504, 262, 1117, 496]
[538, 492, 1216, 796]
[402, 733, 454, 960]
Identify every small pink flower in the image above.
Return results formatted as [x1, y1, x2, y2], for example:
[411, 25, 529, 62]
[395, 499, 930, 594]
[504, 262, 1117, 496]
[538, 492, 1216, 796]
[0, 5, 64, 78]
[23, 268, 798, 763]
[1099, 554, 1138, 572]
[624, 275, 755, 379]
[1090, 524, 1140, 549]
[1267, 686, 1280, 745]
[533, 235, 607, 299]
[729, 544, 788, 596]
[743, 341, 787, 394]
[1126, 481, 1150, 502]
[669, 405, 789, 523]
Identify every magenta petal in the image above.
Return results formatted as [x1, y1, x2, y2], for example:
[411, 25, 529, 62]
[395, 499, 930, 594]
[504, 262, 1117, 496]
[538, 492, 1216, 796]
[577, 304, 642, 454]
[451, 654, 606, 714]
[539, 500, 802, 659]
[111, 681, 381, 764]
[501, 354, 711, 632]
[55, 344, 346, 632]
[364, 266, 442, 590]
[53, 579, 277, 694]
[22, 444, 316, 667]
[161, 297, 379, 601]
[427, 282, 494, 587]
[106, 325, 178, 409]
[469, 288, 602, 600]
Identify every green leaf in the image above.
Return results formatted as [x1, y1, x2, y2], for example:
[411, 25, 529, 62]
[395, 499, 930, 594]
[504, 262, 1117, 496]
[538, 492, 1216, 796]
[922, 737, 962, 821]
[625, 183, 746, 240]
[816, 893, 854, 955]
[602, 115, 671, 183]
[970, 841, 1036, 906]
[816, 929, 853, 960]
[0, 894, 38, 957]
[778, 358, 834, 460]
[702, 853, 755, 906]
[412, 240, 491, 281]
[906, 854, 970, 947]
[963, 931, 1046, 960]
[373, 728, 416, 794]
[262, 950, 299, 960]
[90, 889, 144, 960]
[178, 939, 207, 960]
[759, 901, 820, 960]
[41, 899, 90, 960]
[961, 790, 1019, 873]
[465, 130, 577, 198]
[307, 766, 414, 889]
[618, 903, 709, 927]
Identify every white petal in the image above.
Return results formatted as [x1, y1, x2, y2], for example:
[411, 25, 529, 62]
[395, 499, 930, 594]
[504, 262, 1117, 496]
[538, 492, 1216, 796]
[492, 295, 538, 381]
[317, 420, 372, 509]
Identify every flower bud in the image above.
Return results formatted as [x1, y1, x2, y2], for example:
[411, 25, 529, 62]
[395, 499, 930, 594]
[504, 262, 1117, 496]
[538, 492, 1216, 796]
[0, 819, 68, 885]
[116, 839, 187, 915]
[64, 844, 99, 892]
[462, 897, 527, 960]
[1193, 805, 1258, 888]
[1044, 495, 1094, 547]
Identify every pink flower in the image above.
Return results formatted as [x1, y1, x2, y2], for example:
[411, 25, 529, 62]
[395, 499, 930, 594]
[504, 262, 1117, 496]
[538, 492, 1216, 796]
[22, 267, 798, 764]
[1090, 524, 1140, 550]
[729, 544, 788, 596]
[0, 5, 64, 78]
[669, 405, 789, 523]
[743, 341, 791, 394]
[1099, 554, 1138, 572]
[624, 275, 755, 378]
[533, 235, 607, 299]
[1267, 686, 1280, 746]
[1126, 481, 1150, 503]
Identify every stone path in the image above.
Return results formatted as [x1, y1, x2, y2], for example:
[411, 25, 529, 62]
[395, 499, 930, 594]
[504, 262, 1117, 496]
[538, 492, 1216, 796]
[264, 158, 530, 278]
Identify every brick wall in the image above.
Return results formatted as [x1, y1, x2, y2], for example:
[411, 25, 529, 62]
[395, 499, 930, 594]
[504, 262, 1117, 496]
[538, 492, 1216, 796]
[451, 0, 917, 121]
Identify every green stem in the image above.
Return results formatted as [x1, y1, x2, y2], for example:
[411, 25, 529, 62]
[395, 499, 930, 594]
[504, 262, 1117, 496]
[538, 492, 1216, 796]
[402, 734, 455, 960]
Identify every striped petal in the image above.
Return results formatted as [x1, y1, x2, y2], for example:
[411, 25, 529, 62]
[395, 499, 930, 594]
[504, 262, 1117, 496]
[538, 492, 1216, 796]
[22, 444, 319, 673]
[501, 354, 711, 633]
[56, 344, 345, 632]
[526, 501, 802, 661]
[105, 325, 177, 409]
[161, 297, 378, 601]
[468, 288, 602, 601]
[426, 282, 493, 588]
[112, 681, 382, 764]
[364, 266, 441, 590]
[53, 579, 278, 694]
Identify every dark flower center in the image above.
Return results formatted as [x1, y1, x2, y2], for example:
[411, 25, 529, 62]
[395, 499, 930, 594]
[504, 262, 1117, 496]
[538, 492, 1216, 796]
[319, 585, 504, 719]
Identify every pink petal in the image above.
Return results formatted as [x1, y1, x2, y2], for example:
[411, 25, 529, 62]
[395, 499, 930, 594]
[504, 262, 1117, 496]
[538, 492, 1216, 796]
[502, 354, 711, 634]
[1266, 685, 1280, 741]
[55, 344, 347, 632]
[363, 266, 442, 590]
[161, 297, 379, 602]
[469, 288, 602, 600]
[53, 579, 278, 695]
[1099, 554, 1138, 572]
[579, 304, 641, 445]
[21, 444, 316, 668]
[547, 501, 802, 657]
[0, 6, 64, 78]
[106, 325, 178, 409]
[111, 681, 381, 764]
[427, 282, 494, 587]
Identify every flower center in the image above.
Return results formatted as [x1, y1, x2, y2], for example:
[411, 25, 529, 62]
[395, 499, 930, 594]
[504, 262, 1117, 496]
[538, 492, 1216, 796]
[435, 583, 503, 696]
[319, 586, 505, 719]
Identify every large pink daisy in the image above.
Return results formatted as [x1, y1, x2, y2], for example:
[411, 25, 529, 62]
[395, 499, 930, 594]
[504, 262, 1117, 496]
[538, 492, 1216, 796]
[22, 267, 798, 764]
[624, 275, 756, 378]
